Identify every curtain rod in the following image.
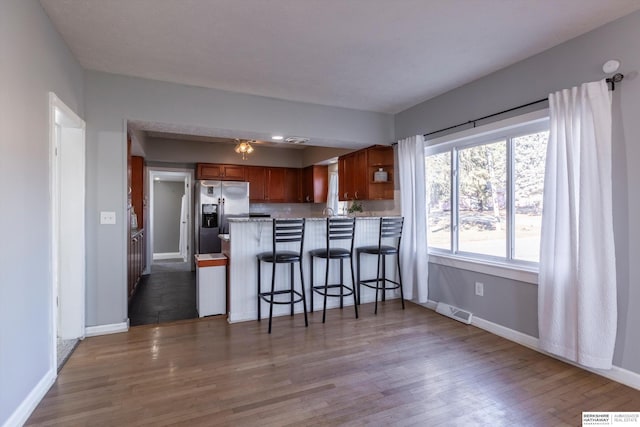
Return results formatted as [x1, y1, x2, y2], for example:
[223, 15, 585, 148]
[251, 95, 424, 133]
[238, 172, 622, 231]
[393, 73, 625, 142]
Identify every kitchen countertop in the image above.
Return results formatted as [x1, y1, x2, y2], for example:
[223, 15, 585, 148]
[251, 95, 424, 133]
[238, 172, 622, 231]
[194, 252, 227, 268]
[227, 216, 396, 223]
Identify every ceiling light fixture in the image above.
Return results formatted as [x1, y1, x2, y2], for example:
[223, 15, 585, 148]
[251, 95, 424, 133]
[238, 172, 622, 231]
[234, 139, 254, 160]
[284, 136, 310, 144]
[271, 135, 284, 141]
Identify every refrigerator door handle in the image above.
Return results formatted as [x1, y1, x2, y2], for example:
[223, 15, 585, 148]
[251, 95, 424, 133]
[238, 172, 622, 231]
[220, 197, 225, 226]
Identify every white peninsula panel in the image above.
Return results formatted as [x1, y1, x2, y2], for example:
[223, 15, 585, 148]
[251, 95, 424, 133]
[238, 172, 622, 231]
[226, 217, 401, 323]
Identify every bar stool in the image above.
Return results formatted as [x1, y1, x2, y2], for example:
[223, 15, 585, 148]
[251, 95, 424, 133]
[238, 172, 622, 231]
[257, 218, 308, 333]
[356, 217, 404, 314]
[309, 217, 358, 323]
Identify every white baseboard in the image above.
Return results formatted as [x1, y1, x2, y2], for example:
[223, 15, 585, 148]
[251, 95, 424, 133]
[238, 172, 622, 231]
[153, 252, 181, 260]
[420, 300, 640, 391]
[2, 368, 56, 427]
[85, 321, 129, 337]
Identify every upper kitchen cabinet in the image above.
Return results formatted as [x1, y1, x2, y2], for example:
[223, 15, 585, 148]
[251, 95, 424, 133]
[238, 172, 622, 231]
[245, 166, 266, 202]
[196, 163, 246, 181]
[130, 156, 145, 228]
[301, 165, 328, 203]
[245, 166, 288, 202]
[284, 168, 301, 203]
[339, 145, 394, 201]
[338, 150, 366, 201]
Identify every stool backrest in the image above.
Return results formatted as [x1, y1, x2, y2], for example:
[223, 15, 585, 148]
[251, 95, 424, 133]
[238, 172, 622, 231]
[378, 217, 404, 249]
[272, 218, 305, 255]
[326, 217, 356, 251]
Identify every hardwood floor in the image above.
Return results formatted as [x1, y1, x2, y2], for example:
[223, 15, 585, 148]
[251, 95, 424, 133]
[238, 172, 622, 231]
[27, 302, 640, 426]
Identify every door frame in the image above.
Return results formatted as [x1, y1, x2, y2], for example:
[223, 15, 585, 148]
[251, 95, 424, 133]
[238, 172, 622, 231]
[146, 167, 194, 273]
[49, 92, 86, 371]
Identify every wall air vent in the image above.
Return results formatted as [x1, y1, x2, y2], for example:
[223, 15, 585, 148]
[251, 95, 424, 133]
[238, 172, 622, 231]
[284, 137, 310, 144]
[435, 302, 473, 324]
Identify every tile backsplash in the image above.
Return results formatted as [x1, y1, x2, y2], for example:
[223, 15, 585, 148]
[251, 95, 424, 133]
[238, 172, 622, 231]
[250, 191, 401, 218]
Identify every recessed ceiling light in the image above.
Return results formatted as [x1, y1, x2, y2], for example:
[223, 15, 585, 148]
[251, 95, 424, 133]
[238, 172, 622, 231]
[154, 177, 160, 181]
[271, 135, 284, 141]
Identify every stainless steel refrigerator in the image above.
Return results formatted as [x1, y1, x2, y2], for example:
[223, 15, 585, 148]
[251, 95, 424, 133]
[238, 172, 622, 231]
[195, 180, 249, 254]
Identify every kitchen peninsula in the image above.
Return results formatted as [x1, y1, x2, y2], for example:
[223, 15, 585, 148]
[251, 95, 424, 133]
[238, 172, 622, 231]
[222, 217, 402, 323]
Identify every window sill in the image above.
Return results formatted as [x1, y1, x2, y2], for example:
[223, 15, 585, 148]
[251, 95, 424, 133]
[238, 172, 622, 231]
[428, 252, 538, 284]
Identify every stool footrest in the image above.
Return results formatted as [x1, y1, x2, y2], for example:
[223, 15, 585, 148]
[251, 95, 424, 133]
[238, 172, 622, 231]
[312, 284, 355, 298]
[359, 278, 401, 291]
[259, 290, 305, 305]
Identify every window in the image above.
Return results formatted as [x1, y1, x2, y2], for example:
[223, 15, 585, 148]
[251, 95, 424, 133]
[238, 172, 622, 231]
[425, 112, 549, 266]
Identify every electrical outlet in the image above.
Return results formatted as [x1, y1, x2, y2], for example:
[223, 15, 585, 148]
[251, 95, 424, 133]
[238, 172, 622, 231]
[475, 282, 484, 296]
[100, 211, 116, 225]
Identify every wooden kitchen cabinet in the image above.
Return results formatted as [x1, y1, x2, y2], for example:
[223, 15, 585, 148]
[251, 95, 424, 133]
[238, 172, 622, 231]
[245, 166, 266, 202]
[245, 166, 286, 202]
[128, 228, 145, 299]
[338, 151, 366, 201]
[127, 133, 147, 300]
[196, 163, 246, 181]
[265, 167, 286, 202]
[131, 155, 144, 228]
[284, 168, 301, 203]
[339, 145, 394, 201]
[301, 165, 328, 203]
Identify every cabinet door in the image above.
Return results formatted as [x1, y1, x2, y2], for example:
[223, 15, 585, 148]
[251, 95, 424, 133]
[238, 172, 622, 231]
[131, 156, 144, 228]
[284, 168, 301, 203]
[302, 166, 313, 202]
[338, 153, 356, 201]
[266, 167, 286, 202]
[222, 165, 246, 181]
[354, 150, 367, 200]
[312, 165, 328, 203]
[196, 163, 223, 180]
[245, 166, 266, 202]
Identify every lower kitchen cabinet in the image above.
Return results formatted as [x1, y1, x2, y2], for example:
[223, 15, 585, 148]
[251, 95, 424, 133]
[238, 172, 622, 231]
[128, 229, 146, 298]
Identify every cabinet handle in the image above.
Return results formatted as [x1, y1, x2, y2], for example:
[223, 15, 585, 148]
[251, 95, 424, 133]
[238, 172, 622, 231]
[344, 192, 348, 199]
[354, 191, 359, 200]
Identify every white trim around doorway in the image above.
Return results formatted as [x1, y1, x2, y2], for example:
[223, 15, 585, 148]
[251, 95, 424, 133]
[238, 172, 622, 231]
[147, 167, 195, 273]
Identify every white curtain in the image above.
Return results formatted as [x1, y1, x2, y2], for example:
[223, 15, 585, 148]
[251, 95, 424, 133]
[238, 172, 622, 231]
[538, 79, 616, 369]
[397, 135, 429, 302]
[326, 171, 339, 215]
[179, 194, 188, 261]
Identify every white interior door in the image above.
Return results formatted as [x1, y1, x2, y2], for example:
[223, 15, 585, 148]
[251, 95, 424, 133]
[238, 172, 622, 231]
[57, 126, 85, 339]
[50, 93, 86, 345]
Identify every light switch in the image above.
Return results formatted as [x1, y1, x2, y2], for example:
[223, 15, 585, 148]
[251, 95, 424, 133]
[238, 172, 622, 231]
[100, 211, 116, 225]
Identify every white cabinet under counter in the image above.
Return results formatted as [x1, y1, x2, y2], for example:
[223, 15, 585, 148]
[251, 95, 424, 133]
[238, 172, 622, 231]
[195, 253, 227, 317]
[225, 217, 401, 323]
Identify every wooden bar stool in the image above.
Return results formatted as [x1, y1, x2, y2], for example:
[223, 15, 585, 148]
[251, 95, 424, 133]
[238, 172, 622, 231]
[309, 217, 358, 323]
[356, 217, 404, 314]
[257, 218, 308, 333]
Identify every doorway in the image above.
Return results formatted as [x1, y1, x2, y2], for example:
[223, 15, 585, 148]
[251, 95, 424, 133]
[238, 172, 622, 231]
[128, 168, 196, 326]
[49, 93, 86, 371]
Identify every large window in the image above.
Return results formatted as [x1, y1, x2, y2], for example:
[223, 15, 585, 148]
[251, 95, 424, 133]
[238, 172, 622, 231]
[426, 114, 548, 266]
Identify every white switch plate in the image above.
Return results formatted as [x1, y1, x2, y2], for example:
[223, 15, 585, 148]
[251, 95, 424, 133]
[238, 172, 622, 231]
[100, 211, 116, 225]
[475, 282, 484, 296]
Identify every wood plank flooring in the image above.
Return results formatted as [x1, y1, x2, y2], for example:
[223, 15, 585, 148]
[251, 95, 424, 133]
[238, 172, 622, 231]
[27, 302, 640, 426]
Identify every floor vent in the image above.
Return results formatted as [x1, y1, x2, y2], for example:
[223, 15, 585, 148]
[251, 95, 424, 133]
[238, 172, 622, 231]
[435, 302, 473, 325]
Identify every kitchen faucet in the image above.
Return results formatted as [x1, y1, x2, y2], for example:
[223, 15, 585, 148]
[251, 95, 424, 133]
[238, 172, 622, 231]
[322, 207, 335, 217]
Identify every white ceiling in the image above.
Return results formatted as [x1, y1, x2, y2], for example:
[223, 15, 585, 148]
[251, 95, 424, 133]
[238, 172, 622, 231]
[41, 0, 640, 114]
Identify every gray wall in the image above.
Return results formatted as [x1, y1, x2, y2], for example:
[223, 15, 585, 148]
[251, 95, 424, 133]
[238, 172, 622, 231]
[153, 181, 184, 254]
[0, 0, 84, 424]
[145, 137, 354, 168]
[395, 10, 640, 374]
[84, 70, 394, 327]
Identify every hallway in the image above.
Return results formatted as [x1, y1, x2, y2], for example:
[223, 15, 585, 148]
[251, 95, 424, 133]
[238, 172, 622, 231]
[128, 259, 197, 326]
